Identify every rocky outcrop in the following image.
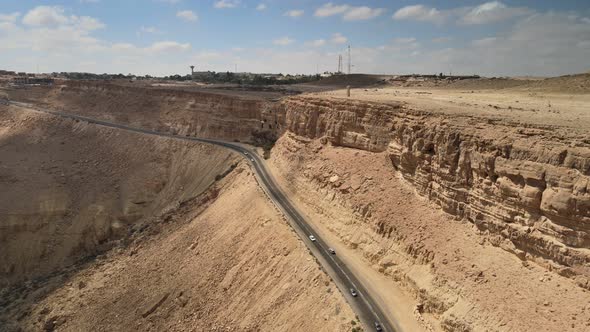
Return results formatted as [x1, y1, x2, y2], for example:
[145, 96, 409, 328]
[280, 96, 590, 284]
[282, 97, 399, 152]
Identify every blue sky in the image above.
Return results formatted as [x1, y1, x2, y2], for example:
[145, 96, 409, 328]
[1, 1, 589, 76]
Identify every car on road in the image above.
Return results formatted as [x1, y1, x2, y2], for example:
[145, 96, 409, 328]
[328, 248, 336, 254]
[243, 151, 249, 155]
[350, 288, 358, 297]
[309, 235, 316, 242]
[374, 321, 383, 331]
[250, 158, 254, 162]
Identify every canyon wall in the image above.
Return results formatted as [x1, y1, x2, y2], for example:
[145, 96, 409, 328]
[280, 96, 590, 285]
[6, 81, 283, 142]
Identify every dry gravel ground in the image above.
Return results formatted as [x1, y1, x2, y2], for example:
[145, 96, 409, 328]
[0, 105, 356, 332]
[267, 133, 590, 332]
[310, 74, 590, 132]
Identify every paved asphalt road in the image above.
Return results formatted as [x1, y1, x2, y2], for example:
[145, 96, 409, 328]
[7, 101, 398, 332]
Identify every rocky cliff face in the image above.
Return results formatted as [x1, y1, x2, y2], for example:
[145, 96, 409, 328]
[7, 81, 283, 142]
[280, 96, 590, 286]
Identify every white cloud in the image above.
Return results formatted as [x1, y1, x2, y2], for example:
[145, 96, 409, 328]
[315, 3, 384, 21]
[429, 12, 590, 76]
[394, 2, 532, 25]
[176, 10, 198, 22]
[432, 36, 452, 43]
[21, 6, 105, 31]
[273, 36, 294, 46]
[284, 10, 304, 18]
[315, 3, 350, 17]
[139, 26, 160, 34]
[0, 8, 192, 76]
[0, 12, 20, 23]
[111, 43, 136, 51]
[72, 16, 105, 31]
[582, 17, 590, 24]
[148, 41, 191, 52]
[460, 1, 531, 25]
[1, 3, 588, 78]
[256, 3, 267, 11]
[343, 6, 384, 21]
[0, 12, 20, 29]
[214, 0, 240, 9]
[472, 37, 497, 46]
[330, 33, 347, 44]
[23, 6, 70, 27]
[393, 5, 446, 24]
[393, 37, 416, 43]
[306, 39, 326, 47]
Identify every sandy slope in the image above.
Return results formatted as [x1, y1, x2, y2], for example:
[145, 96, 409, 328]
[0, 104, 237, 287]
[0, 106, 357, 331]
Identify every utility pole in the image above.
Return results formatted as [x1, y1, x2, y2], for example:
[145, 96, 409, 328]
[347, 45, 351, 75]
[235, 64, 237, 73]
[338, 54, 342, 73]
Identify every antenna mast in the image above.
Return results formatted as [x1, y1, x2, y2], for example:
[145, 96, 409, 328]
[347, 45, 351, 75]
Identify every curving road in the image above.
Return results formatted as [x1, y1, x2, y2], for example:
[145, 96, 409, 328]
[6, 101, 397, 332]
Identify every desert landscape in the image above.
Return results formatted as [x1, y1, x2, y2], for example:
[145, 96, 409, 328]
[2, 1, 590, 332]
[1, 72, 590, 331]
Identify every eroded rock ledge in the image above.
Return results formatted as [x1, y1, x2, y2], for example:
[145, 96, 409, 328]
[281, 96, 590, 286]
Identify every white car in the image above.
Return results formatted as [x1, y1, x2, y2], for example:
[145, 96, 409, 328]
[309, 235, 316, 242]
[328, 248, 336, 255]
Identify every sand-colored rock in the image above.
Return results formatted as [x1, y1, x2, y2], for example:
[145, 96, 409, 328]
[279, 96, 590, 283]
[268, 133, 590, 331]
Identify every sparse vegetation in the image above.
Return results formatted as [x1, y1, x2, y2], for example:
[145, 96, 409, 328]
[185, 71, 322, 85]
[214, 163, 238, 182]
[251, 130, 276, 159]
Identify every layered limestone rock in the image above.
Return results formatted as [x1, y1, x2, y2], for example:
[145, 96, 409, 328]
[280, 96, 590, 285]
